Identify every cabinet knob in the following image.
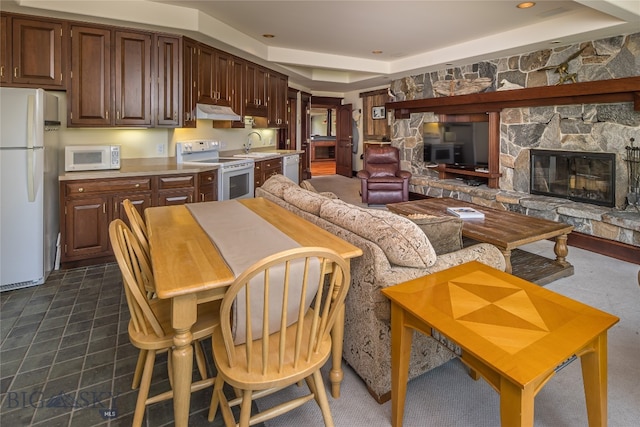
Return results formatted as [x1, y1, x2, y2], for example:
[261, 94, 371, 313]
[207, 176, 212, 181]
[78, 187, 84, 192]
[135, 183, 140, 188]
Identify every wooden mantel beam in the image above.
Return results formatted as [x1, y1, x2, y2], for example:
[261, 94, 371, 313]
[387, 76, 640, 118]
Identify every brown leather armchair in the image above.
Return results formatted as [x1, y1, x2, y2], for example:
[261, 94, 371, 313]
[357, 145, 412, 205]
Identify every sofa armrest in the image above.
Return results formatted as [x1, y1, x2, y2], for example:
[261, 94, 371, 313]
[396, 170, 412, 179]
[356, 170, 370, 179]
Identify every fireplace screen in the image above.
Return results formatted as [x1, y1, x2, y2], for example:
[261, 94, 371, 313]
[530, 149, 615, 207]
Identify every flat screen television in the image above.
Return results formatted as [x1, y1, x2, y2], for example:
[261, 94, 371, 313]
[423, 121, 489, 166]
[423, 143, 455, 164]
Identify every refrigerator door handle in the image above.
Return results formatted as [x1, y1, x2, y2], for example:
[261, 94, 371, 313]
[27, 148, 36, 202]
[26, 94, 36, 202]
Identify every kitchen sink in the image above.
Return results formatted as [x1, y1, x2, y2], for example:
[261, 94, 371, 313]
[232, 152, 277, 158]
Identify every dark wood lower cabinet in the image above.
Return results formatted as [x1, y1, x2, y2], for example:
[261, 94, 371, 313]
[60, 171, 214, 268]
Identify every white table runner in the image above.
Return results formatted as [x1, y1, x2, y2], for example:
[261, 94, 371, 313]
[187, 201, 320, 344]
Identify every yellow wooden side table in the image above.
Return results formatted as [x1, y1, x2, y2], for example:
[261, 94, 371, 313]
[382, 261, 619, 427]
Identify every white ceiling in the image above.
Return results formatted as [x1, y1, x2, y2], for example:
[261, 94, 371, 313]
[10, 0, 640, 93]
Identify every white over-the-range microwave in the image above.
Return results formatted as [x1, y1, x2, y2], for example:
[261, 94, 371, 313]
[65, 145, 120, 171]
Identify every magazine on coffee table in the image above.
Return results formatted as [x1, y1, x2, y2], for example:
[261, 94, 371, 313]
[446, 206, 485, 219]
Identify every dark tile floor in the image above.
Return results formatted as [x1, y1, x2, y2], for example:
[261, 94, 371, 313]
[0, 263, 257, 427]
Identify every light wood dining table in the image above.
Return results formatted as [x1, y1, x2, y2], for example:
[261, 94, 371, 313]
[145, 197, 363, 427]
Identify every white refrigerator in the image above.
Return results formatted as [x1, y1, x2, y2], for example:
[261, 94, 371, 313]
[0, 87, 61, 292]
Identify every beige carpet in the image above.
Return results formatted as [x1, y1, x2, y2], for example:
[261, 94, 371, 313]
[256, 240, 640, 426]
[306, 175, 384, 209]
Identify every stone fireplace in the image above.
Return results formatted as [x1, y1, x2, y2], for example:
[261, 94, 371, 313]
[530, 150, 616, 207]
[386, 32, 640, 250]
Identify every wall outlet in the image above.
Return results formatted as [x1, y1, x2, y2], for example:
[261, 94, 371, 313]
[219, 141, 227, 149]
[156, 143, 165, 155]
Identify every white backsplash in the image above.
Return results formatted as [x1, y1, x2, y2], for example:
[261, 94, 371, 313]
[54, 92, 276, 159]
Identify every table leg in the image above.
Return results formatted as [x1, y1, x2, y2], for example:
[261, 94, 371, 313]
[500, 377, 534, 427]
[501, 248, 513, 274]
[554, 233, 570, 266]
[329, 305, 345, 398]
[390, 302, 413, 427]
[329, 263, 346, 398]
[172, 294, 197, 427]
[580, 332, 608, 427]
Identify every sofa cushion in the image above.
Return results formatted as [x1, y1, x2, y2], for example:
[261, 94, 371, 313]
[283, 185, 329, 216]
[260, 174, 298, 198]
[404, 213, 464, 255]
[319, 199, 437, 268]
[299, 180, 339, 199]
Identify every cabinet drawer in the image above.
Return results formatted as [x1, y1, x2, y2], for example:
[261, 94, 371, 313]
[264, 158, 282, 169]
[64, 178, 152, 195]
[156, 174, 196, 189]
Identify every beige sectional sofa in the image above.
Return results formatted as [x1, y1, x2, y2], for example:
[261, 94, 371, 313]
[256, 174, 506, 402]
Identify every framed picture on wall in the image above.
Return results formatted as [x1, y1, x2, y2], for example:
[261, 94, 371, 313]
[372, 106, 386, 119]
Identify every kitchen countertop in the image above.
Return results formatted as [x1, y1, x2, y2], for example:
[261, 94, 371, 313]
[219, 149, 303, 160]
[59, 150, 303, 181]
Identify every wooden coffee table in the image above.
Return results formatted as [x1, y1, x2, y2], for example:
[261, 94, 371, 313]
[387, 198, 574, 275]
[382, 261, 619, 427]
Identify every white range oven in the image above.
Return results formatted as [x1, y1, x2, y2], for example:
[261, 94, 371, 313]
[176, 140, 255, 201]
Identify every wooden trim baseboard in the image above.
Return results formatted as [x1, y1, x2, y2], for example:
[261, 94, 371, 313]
[566, 232, 640, 265]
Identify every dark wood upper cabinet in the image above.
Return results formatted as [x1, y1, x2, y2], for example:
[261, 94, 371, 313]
[245, 61, 268, 116]
[213, 49, 232, 107]
[69, 25, 111, 126]
[69, 24, 153, 127]
[114, 30, 152, 126]
[230, 57, 246, 127]
[197, 44, 216, 105]
[2, 11, 291, 130]
[2, 15, 65, 88]
[268, 72, 288, 128]
[182, 37, 198, 128]
[198, 44, 231, 107]
[155, 35, 182, 127]
[1, 15, 9, 85]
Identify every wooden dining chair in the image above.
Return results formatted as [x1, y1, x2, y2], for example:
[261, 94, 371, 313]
[109, 219, 219, 427]
[208, 246, 350, 427]
[122, 199, 150, 256]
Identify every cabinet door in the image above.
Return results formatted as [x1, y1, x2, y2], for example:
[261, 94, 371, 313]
[268, 73, 288, 128]
[182, 37, 198, 127]
[63, 196, 110, 260]
[245, 62, 267, 116]
[198, 44, 216, 104]
[254, 160, 264, 188]
[229, 58, 245, 127]
[1, 15, 9, 85]
[213, 49, 232, 107]
[11, 17, 64, 87]
[155, 35, 181, 127]
[113, 193, 153, 226]
[114, 30, 152, 126]
[69, 25, 111, 126]
[198, 170, 217, 202]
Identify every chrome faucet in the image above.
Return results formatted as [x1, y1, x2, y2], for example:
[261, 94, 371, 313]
[244, 131, 262, 153]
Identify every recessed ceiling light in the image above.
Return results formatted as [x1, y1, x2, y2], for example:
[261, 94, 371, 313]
[262, 34, 275, 38]
[550, 40, 562, 44]
[372, 50, 383, 55]
[517, 2, 536, 8]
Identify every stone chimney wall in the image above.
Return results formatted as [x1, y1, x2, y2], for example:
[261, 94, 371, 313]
[389, 33, 640, 248]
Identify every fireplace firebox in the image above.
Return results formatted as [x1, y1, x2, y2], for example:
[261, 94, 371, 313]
[530, 150, 615, 207]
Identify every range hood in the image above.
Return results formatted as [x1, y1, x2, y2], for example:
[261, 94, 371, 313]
[196, 104, 241, 121]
